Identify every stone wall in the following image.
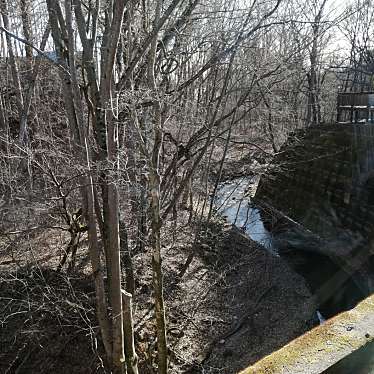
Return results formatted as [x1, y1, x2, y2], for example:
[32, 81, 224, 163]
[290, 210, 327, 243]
[256, 123, 374, 241]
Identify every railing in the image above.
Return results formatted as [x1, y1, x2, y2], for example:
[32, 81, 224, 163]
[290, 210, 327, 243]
[337, 92, 374, 124]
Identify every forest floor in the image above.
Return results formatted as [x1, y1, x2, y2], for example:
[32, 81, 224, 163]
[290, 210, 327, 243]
[0, 148, 318, 374]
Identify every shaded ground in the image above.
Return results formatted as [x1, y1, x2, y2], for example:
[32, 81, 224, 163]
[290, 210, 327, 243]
[0, 143, 320, 373]
[183, 225, 316, 373]
[0, 267, 105, 374]
[0, 211, 316, 373]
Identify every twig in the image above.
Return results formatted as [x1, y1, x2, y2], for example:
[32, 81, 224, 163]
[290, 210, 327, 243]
[0, 25, 70, 76]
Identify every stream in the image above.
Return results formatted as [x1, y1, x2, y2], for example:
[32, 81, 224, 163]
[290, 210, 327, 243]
[215, 177, 274, 252]
[215, 177, 367, 321]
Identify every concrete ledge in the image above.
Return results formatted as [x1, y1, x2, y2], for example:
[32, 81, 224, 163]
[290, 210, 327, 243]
[239, 294, 374, 374]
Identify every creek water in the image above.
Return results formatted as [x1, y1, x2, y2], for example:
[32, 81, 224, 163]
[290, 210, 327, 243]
[215, 177, 367, 321]
[215, 177, 275, 252]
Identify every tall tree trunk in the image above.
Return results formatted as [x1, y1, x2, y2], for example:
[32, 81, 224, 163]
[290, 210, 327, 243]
[85, 172, 113, 361]
[0, 0, 24, 123]
[120, 220, 135, 296]
[19, 26, 50, 144]
[148, 0, 168, 371]
[46, 1, 124, 371]
[98, 1, 127, 372]
[306, 0, 327, 126]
